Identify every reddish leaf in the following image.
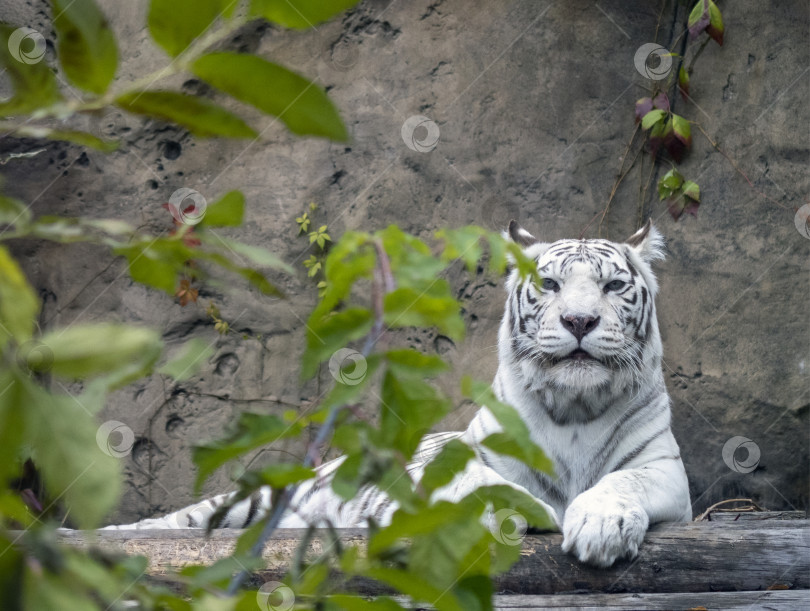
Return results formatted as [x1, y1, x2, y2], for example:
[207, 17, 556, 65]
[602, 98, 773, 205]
[706, 2, 724, 45]
[687, 0, 711, 38]
[682, 180, 700, 202]
[688, 0, 723, 45]
[667, 194, 700, 220]
[652, 92, 670, 111]
[176, 278, 199, 306]
[641, 108, 667, 130]
[648, 120, 668, 157]
[671, 113, 692, 147]
[20, 488, 43, 513]
[635, 97, 653, 123]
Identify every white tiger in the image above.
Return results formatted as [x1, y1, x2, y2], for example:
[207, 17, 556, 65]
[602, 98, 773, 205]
[106, 220, 692, 567]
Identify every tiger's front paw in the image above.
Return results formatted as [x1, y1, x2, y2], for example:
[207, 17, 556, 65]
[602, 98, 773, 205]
[561, 491, 649, 567]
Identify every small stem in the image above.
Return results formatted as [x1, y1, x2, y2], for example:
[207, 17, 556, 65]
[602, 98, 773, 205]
[225, 239, 396, 595]
[597, 124, 642, 238]
[685, 36, 712, 77]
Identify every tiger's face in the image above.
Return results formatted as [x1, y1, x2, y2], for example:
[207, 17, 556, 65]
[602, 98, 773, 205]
[504, 221, 664, 393]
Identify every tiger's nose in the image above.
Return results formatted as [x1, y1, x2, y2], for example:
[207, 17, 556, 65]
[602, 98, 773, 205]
[561, 315, 600, 342]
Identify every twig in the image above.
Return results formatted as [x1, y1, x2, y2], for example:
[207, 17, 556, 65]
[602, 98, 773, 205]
[685, 36, 712, 77]
[694, 498, 767, 522]
[597, 124, 642, 238]
[225, 240, 395, 595]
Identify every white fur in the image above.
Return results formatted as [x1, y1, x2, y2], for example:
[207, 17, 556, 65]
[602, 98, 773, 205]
[105, 224, 691, 568]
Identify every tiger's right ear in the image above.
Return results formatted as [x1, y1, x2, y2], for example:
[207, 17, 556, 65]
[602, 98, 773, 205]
[505, 220, 538, 247]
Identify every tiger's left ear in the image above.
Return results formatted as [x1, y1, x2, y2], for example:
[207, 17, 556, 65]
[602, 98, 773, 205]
[506, 220, 539, 247]
[625, 219, 665, 263]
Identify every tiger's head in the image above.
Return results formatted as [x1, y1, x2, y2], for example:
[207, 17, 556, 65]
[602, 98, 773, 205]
[500, 220, 665, 419]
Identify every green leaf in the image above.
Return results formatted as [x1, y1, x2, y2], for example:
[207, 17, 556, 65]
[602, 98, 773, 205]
[379, 372, 452, 458]
[302, 308, 373, 379]
[158, 338, 214, 380]
[420, 439, 475, 493]
[385, 349, 448, 378]
[378, 225, 445, 290]
[8, 126, 120, 151]
[192, 412, 304, 491]
[707, 1, 724, 45]
[205, 236, 294, 273]
[682, 180, 700, 202]
[383, 284, 465, 341]
[192, 52, 348, 141]
[19, 375, 120, 527]
[249, 0, 361, 29]
[641, 108, 666, 130]
[0, 25, 62, 115]
[199, 190, 244, 226]
[473, 484, 556, 530]
[678, 66, 690, 100]
[0, 245, 39, 348]
[0, 534, 24, 609]
[316, 231, 375, 315]
[24, 569, 97, 611]
[0, 195, 31, 228]
[114, 237, 198, 294]
[327, 595, 406, 611]
[36, 323, 162, 380]
[241, 463, 315, 489]
[147, 0, 223, 57]
[0, 372, 27, 491]
[51, 0, 118, 94]
[116, 91, 257, 138]
[437, 226, 484, 273]
[671, 113, 692, 147]
[462, 377, 554, 475]
[657, 168, 684, 200]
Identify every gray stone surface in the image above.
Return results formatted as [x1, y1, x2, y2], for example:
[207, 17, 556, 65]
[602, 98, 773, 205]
[1, 0, 807, 524]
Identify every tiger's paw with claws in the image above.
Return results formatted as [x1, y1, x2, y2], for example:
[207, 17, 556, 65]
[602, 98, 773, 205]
[561, 489, 649, 567]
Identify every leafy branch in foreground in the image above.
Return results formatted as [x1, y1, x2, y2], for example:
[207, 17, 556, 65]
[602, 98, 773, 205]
[1, 1, 363, 607]
[0, 0, 358, 149]
[187, 226, 552, 609]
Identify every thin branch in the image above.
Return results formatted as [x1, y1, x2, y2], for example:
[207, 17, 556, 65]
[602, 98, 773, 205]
[225, 241, 396, 595]
[685, 35, 712, 76]
[597, 124, 642, 237]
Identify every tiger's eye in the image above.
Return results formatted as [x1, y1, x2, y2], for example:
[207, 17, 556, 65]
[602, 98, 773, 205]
[604, 279, 626, 292]
[541, 278, 560, 292]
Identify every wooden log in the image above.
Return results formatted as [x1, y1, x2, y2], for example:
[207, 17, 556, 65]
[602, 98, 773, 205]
[55, 519, 809, 595]
[497, 520, 809, 595]
[489, 590, 809, 610]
